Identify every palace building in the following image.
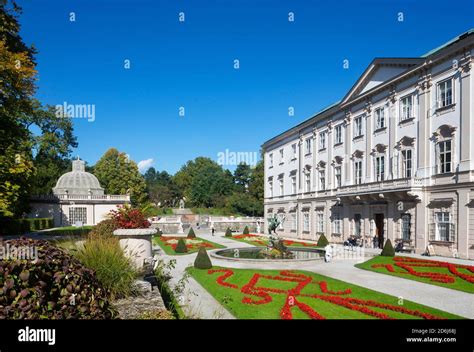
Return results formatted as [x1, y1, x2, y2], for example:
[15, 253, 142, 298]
[262, 29, 474, 259]
[29, 158, 129, 226]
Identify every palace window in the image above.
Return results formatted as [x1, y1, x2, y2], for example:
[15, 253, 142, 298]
[333, 213, 342, 234]
[279, 148, 284, 163]
[354, 214, 361, 237]
[400, 95, 413, 121]
[268, 178, 273, 197]
[437, 78, 453, 108]
[401, 149, 412, 178]
[375, 155, 385, 181]
[435, 212, 451, 241]
[269, 153, 273, 168]
[290, 213, 297, 231]
[69, 207, 87, 225]
[303, 212, 310, 232]
[437, 140, 452, 174]
[319, 132, 326, 150]
[319, 170, 326, 191]
[291, 174, 297, 194]
[304, 170, 311, 192]
[375, 107, 385, 129]
[335, 166, 342, 188]
[335, 125, 343, 145]
[316, 213, 324, 233]
[354, 116, 363, 137]
[305, 138, 312, 154]
[401, 213, 411, 240]
[291, 143, 297, 159]
[278, 175, 284, 196]
[354, 160, 363, 184]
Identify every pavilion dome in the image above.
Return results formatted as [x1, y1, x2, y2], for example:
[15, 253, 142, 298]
[53, 158, 105, 196]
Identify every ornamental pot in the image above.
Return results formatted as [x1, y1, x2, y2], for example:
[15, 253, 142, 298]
[113, 228, 157, 269]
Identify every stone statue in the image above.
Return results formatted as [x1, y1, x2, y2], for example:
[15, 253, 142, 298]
[267, 214, 284, 235]
[179, 199, 185, 209]
[264, 214, 292, 259]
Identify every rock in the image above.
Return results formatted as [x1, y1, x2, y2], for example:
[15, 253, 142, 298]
[133, 279, 152, 294]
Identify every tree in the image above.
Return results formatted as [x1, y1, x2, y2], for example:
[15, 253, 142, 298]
[26, 102, 78, 195]
[225, 192, 262, 216]
[234, 162, 252, 191]
[0, 1, 37, 217]
[248, 159, 264, 203]
[144, 167, 181, 207]
[93, 148, 147, 206]
[175, 157, 233, 208]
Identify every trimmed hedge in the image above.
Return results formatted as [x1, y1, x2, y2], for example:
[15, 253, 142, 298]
[187, 227, 196, 239]
[243, 226, 250, 235]
[194, 247, 212, 269]
[0, 218, 54, 236]
[381, 239, 395, 257]
[174, 238, 188, 253]
[316, 233, 329, 247]
[225, 228, 233, 237]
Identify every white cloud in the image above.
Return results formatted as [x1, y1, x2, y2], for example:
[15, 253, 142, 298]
[138, 158, 154, 173]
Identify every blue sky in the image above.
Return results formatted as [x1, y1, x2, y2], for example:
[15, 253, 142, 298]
[18, 0, 474, 174]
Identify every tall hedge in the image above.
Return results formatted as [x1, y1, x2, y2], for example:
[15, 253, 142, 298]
[225, 228, 233, 237]
[187, 227, 196, 239]
[316, 234, 329, 247]
[194, 247, 212, 269]
[381, 239, 395, 257]
[174, 238, 188, 253]
[243, 226, 250, 235]
[0, 218, 54, 236]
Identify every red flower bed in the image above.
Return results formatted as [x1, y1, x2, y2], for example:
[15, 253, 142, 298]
[371, 256, 474, 284]
[206, 269, 444, 320]
[159, 236, 218, 251]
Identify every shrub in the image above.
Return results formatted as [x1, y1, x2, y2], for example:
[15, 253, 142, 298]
[225, 228, 232, 237]
[187, 227, 196, 239]
[110, 205, 150, 229]
[88, 219, 118, 239]
[0, 238, 117, 319]
[243, 226, 250, 235]
[156, 228, 163, 237]
[381, 239, 395, 257]
[75, 236, 137, 299]
[194, 247, 212, 269]
[316, 234, 329, 247]
[174, 238, 188, 253]
[0, 218, 54, 236]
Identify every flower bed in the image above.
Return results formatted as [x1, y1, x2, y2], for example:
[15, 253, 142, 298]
[153, 236, 224, 255]
[188, 267, 461, 319]
[231, 234, 318, 248]
[356, 256, 474, 293]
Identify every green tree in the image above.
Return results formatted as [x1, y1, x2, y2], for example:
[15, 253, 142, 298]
[248, 159, 264, 203]
[234, 162, 252, 191]
[94, 148, 147, 206]
[0, 1, 37, 217]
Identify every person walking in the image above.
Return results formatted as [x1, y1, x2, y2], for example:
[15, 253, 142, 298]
[211, 226, 215, 236]
[373, 235, 379, 249]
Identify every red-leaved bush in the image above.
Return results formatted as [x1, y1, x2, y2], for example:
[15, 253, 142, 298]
[109, 205, 150, 229]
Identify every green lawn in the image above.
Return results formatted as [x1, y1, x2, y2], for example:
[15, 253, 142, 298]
[153, 236, 224, 255]
[228, 234, 320, 248]
[355, 256, 474, 294]
[188, 266, 462, 319]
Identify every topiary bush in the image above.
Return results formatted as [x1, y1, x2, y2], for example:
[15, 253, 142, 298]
[156, 228, 163, 237]
[0, 238, 117, 319]
[187, 227, 196, 239]
[316, 233, 329, 247]
[381, 239, 395, 257]
[88, 218, 118, 239]
[225, 228, 232, 237]
[174, 238, 188, 253]
[194, 247, 212, 269]
[243, 226, 250, 235]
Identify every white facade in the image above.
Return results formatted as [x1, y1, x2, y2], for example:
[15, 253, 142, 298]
[262, 30, 474, 259]
[29, 159, 129, 226]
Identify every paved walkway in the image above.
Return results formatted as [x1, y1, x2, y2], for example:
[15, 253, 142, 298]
[157, 231, 474, 319]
